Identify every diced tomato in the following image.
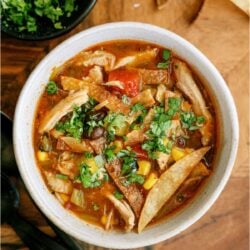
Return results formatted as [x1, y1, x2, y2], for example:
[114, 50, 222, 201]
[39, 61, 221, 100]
[108, 69, 140, 97]
[131, 144, 149, 159]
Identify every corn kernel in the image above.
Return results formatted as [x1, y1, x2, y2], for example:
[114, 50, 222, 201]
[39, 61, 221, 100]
[182, 101, 192, 111]
[84, 158, 98, 173]
[112, 140, 123, 154]
[143, 173, 158, 190]
[171, 147, 186, 161]
[163, 137, 169, 146]
[137, 160, 151, 176]
[60, 193, 69, 203]
[101, 215, 107, 225]
[37, 150, 49, 162]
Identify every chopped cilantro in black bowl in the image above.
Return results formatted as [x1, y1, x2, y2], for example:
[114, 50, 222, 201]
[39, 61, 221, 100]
[1, 0, 96, 40]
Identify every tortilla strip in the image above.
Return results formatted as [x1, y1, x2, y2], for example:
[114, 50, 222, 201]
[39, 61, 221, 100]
[105, 160, 144, 218]
[173, 59, 213, 146]
[230, 0, 249, 15]
[131, 89, 155, 107]
[156, 162, 211, 219]
[39, 89, 88, 133]
[138, 69, 169, 86]
[113, 48, 158, 69]
[61, 76, 130, 114]
[138, 146, 210, 233]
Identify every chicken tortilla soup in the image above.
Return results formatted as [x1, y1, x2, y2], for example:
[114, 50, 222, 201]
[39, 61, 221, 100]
[34, 40, 217, 233]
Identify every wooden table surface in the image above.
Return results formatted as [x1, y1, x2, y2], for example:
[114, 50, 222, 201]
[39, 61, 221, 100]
[1, 0, 249, 249]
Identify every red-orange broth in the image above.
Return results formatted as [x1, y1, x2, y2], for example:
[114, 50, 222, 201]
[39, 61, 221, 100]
[34, 40, 217, 232]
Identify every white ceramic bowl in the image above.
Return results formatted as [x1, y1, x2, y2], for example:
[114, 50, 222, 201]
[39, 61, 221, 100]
[13, 22, 239, 249]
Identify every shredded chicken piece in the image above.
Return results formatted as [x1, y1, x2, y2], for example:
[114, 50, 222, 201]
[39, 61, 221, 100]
[44, 171, 73, 194]
[88, 65, 103, 84]
[77, 50, 116, 71]
[39, 90, 89, 133]
[173, 59, 213, 145]
[157, 152, 170, 170]
[113, 48, 158, 69]
[106, 194, 135, 232]
[125, 129, 145, 146]
[89, 137, 106, 154]
[166, 120, 184, 137]
[105, 209, 114, 230]
[60, 137, 93, 153]
[57, 152, 77, 180]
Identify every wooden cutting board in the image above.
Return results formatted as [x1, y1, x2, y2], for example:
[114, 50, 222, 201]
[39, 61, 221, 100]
[1, 0, 249, 249]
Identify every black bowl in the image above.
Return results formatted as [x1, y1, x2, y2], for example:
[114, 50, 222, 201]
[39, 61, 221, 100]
[1, 0, 96, 40]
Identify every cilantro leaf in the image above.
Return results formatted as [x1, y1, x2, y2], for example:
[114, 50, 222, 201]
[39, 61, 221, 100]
[163, 49, 171, 60]
[78, 163, 108, 189]
[84, 152, 93, 159]
[56, 174, 68, 180]
[157, 61, 170, 69]
[114, 190, 124, 200]
[104, 146, 116, 162]
[130, 103, 146, 113]
[1, 0, 78, 33]
[122, 173, 145, 186]
[46, 81, 58, 95]
[104, 112, 127, 141]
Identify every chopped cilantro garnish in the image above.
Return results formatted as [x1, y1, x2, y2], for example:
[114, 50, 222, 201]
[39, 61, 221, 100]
[56, 105, 84, 139]
[163, 49, 171, 60]
[157, 49, 172, 69]
[130, 103, 146, 113]
[114, 190, 124, 200]
[56, 174, 68, 180]
[78, 163, 108, 189]
[84, 152, 93, 159]
[104, 146, 116, 162]
[1, 0, 78, 33]
[104, 112, 127, 141]
[46, 81, 58, 95]
[78, 163, 101, 188]
[141, 102, 178, 159]
[180, 112, 205, 131]
[55, 99, 98, 139]
[93, 203, 100, 211]
[197, 116, 206, 125]
[157, 61, 170, 69]
[122, 173, 145, 186]
[122, 95, 130, 104]
[168, 97, 182, 112]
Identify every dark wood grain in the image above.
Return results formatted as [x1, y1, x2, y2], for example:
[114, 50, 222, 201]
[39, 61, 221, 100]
[1, 0, 249, 249]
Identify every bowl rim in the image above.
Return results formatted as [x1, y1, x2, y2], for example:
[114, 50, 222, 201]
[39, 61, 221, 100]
[1, 0, 97, 41]
[13, 22, 239, 248]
